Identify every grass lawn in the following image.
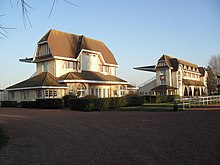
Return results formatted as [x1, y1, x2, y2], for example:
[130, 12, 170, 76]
[0, 127, 8, 148]
[116, 103, 183, 112]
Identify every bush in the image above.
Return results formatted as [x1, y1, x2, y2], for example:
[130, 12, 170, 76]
[111, 97, 127, 109]
[83, 95, 98, 99]
[62, 95, 77, 107]
[155, 95, 180, 103]
[69, 96, 144, 111]
[95, 98, 112, 111]
[125, 96, 144, 106]
[21, 101, 36, 108]
[144, 95, 156, 103]
[69, 98, 96, 111]
[36, 98, 63, 109]
[1, 101, 18, 107]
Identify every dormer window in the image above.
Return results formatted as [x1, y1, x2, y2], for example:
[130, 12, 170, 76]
[62, 61, 79, 70]
[157, 60, 166, 67]
[37, 43, 51, 56]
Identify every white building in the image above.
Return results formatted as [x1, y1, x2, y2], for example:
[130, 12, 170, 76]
[7, 29, 129, 101]
[134, 54, 208, 97]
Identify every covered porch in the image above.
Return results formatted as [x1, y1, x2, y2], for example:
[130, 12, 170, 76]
[151, 85, 178, 96]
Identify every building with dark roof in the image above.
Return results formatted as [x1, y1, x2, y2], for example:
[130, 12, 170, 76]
[134, 54, 208, 97]
[7, 29, 129, 101]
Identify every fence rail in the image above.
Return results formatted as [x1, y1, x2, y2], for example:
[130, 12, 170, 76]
[175, 95, 220, 110]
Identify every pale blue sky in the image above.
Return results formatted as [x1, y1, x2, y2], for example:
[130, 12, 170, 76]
[0, 0, 220, 88]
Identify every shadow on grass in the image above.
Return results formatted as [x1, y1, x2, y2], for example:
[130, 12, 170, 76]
[115, 103, 184, 112]
[0, 127, 8, 149]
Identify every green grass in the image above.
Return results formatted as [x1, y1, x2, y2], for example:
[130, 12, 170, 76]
[115, 103, 183, 112]
[0, 127, 8, 148]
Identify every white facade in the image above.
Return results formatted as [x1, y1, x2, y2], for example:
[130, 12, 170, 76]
[137, 55, 208, 97]
[6, 30, 128, 101]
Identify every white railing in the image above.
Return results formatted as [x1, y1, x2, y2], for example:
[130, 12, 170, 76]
[175, 95, 220, 110]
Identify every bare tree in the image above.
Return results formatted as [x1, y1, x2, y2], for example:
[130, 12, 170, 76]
[0, 14, 16, 39]
[0, 0, 80, 38]
[208, 54, 220, 76]
[207, 54, 220, 94]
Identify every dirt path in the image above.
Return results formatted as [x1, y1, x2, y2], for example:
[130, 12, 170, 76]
[0, 108, 220, 165]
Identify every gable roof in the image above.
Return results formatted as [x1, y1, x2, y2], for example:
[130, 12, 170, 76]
[134, 54, 204, 74]
[158, 55, 199, 70]
[36, 29, 118, 65]
[158, 55, 173, 68]
[7, 72, 67, 90]
[59, 71, 128, 84]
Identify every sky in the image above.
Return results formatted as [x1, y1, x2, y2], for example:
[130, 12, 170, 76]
[0, 0, 220, 89]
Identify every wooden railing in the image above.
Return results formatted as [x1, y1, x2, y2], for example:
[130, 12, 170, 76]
[175, 95, 220, 110]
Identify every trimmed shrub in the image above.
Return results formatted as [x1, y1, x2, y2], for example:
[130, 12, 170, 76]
[69, 96, 144, 111]
[95, 98, 112, 111]
[125, 96, 144, 106]
[144, 95, 156, 103]
[36, 98, 63, 109]
[21, 101, 36, 108]
[83, 95, 98, 99]
[1, 101, 18, 108]
[62, 95, 77, 107]
[111, 97, 127, 109]
[69, 98, 96, 111]
[155, 95, 180, 103]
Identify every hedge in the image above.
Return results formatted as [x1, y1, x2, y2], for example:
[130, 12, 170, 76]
[144, 95, 180, 103]
[1, 101, 18, 107]
[36, 98, 63, 109]
[125, 96, 145, 106]
[20, 101, 36, 108]
[155, 95, 180, 103]
[69, 96, 144, 111]
[62, 95, 77, 107]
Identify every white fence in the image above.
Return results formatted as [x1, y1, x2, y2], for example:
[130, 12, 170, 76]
[175, 95, 220, 110]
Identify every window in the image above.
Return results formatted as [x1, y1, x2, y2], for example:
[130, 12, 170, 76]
[91, 88, 94, 95]
[44, 90, 57, 98]
[37, 90, 42, 98]
[107, 89, 110, 97]
[62, 61, 78, 69]
[11, 91, 14, 99]
[99, 65, 103, 72]
[104, 66, 109, 73]
[95, 88, 98, 97]
[43, 62, 48, 72]
[103, 89, 106, 98]
[38, 43, 51, 56]
[49, 90, 53, 97]
[54, 91, 57, 97]
[45, 90, 49, 98]
[160, 70, 166, 75]
[161, 79, 166, 85]
[99, 89, 102, 98]
[120, 85, 126, 96]
[23, 91, 29, 99]
[157, 60, 166, 67]
[77, 83, 86, 97]
[23, 91, 26, 99]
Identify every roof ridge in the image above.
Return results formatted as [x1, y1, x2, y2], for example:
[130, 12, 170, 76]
[42, 72, 48, 86]
[75, 35, 83, 56]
